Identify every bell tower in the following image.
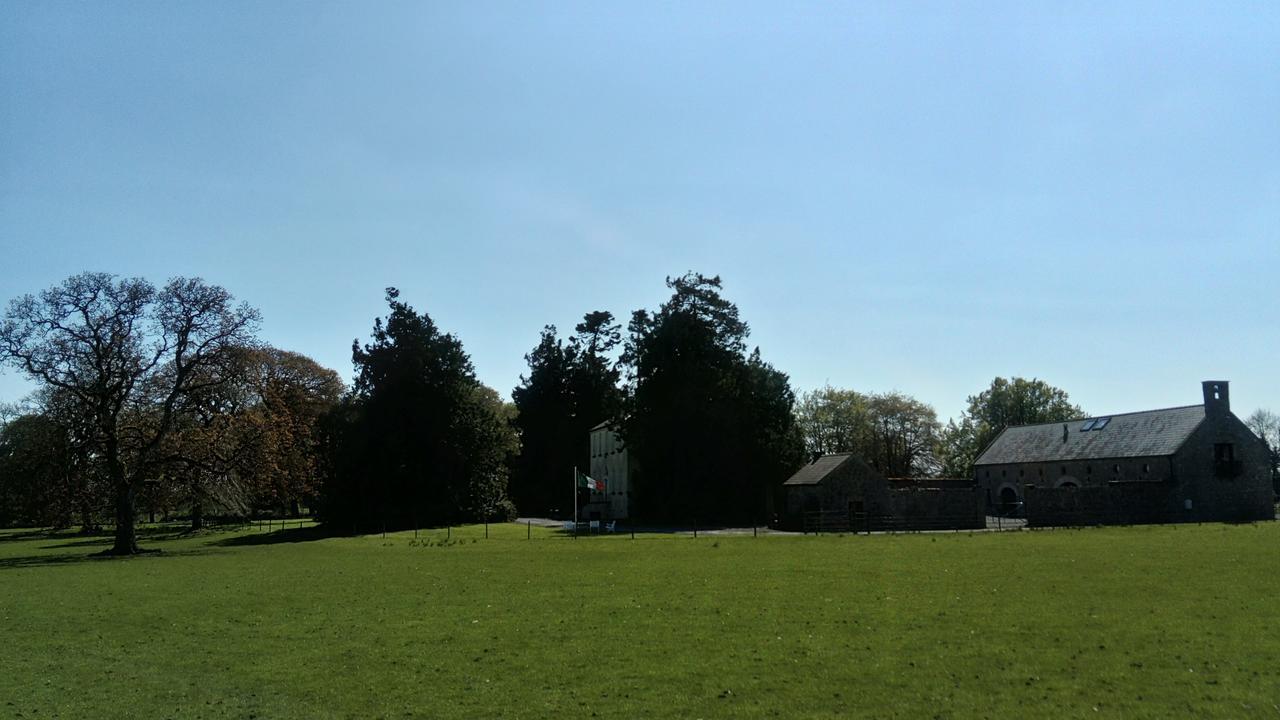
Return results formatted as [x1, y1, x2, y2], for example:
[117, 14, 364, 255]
[1201, 380, 1230, 417]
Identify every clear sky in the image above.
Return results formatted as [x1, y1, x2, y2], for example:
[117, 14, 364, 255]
[2, 1, 1277, 423]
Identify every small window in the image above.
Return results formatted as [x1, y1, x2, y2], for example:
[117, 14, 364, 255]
[1214, 443, 1234, 462]
[1113, 464, 1120, 473]
[1019, 469, 1024, 477]
[1001, 469, 1007, 477]
[1081, 419, 1097, 431]
[1060, 466, 1066, 475]
[1038, 467, 1044, 477]
[1086, 465, 1092, 475]
[1093, 418, 1111, 430]
[1142, 463, 1150, 473]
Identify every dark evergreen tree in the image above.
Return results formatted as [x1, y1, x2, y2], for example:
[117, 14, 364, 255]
[317, 289, 516, 531]
[621, 273, 804, 525]
[0, 413, 75, 528]
[510, 311, 623, 517]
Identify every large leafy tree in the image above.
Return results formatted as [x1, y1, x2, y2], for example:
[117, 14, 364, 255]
[621, 273, 804, 525]
[160, 352, 259, 530]
[22, 387, 108, 531]
[318, 289, 516, 531]
[0, 413, 75, 528]
[795, 386, 942, 476]
[939, 377, 1083, 478]
[0, 273, 260, 554]
[240, 348, 343, 514]
[156, 346, 342, 529]
[510, 311, 623, 516]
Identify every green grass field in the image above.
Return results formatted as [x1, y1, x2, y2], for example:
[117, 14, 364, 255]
[1, 521, 1278, 719]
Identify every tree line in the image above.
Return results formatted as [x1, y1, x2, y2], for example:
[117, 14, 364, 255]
[6, 271, 1272, 553]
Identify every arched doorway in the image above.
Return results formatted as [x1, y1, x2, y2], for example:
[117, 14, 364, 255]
[998, 486, 1020, 516]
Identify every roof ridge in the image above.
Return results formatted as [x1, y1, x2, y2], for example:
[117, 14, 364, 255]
[1003, 404, 1203, 429]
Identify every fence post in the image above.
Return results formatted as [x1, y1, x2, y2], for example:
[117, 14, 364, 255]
[527, 520, 531, 540]
[693, 519, 697, 539]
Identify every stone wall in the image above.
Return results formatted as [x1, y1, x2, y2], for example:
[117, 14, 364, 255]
[883, 487, 985, 530]
[1171, 411, 1274, 522]
[1026, 484, 1181, 527]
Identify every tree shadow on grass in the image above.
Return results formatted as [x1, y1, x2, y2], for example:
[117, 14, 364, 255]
[36, 525, 196, 550]
[210, 524, 334, 547]
[0, 552, 114, 569]
[0, 546, 224, 570]
[0, 529, 62, 544]
[39, 536, 114, 550]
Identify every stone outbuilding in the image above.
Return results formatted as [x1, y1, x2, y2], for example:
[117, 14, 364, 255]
[781, 453, 984, 531]
[974, 381, 1274, 526]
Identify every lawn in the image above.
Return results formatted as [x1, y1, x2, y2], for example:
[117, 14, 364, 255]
[1, 521, 1278, 719]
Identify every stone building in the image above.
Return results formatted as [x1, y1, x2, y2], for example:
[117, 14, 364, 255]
[582, 421, 630, 520]
[781, 453, 984, 531]
[974, 381, 1274, 526]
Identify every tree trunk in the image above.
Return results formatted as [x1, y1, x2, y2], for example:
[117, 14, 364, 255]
[191, 500, 204, 531]
[111, 482, 140, 554]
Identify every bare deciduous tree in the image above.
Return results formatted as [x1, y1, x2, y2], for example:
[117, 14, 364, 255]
[0, 273, 259, 554]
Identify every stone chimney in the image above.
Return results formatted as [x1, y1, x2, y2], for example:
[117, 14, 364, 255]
[1202, 380, 1230, 417]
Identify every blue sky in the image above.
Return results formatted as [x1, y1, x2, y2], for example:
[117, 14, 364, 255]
[2, 1, 1277, 423]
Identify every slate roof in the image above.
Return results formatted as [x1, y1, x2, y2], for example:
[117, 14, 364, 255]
[783, 453, 854, 485]
[974, 405, 1206, 466]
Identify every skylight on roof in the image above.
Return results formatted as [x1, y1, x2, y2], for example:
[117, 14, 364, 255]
[1093, 417, 1111, 430]
[1080, 419, 1097, 431]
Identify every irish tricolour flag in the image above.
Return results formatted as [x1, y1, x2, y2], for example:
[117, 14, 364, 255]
[576, 469, 606, 492]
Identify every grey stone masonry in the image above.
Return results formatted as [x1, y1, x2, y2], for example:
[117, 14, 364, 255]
[976, 381, 1273, 525]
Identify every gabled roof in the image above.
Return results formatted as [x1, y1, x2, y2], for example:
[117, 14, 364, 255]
[783, 453, 854, 486]
[974, 405, 1206, 466]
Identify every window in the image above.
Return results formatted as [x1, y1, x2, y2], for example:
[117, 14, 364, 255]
[1086, 465, 1092, 475]
[1142, 463, 1150, 473]
[1093, 418, 1111, 430]
[1214, 443, 1235, 463]
[1113, 464, 1120, 474]
[1081, 419, 1097, 431]
[1060, 466, 1066, 475]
